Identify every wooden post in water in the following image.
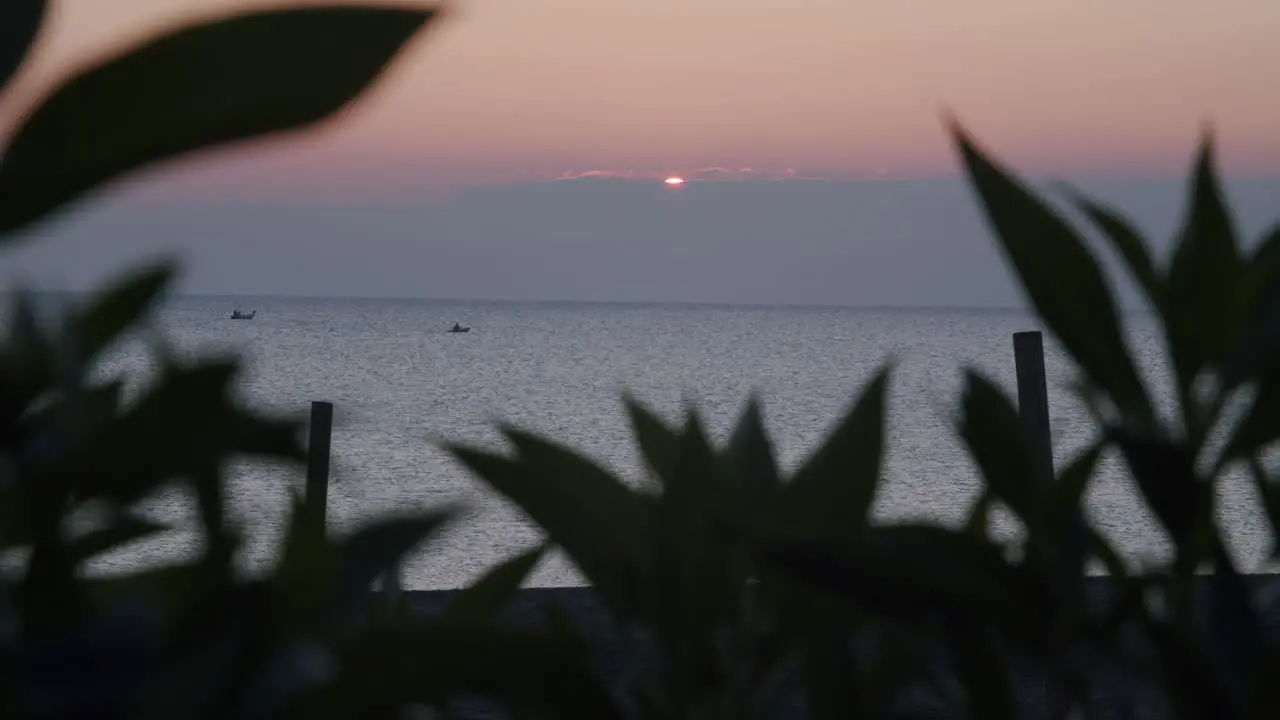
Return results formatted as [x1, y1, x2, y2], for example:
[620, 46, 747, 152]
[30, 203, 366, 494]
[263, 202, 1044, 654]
[1012, 332, 1054, 484]
[305, 401, 402, 608]
[306, 401, 334, 534]
[1012, 331, 1072, 720]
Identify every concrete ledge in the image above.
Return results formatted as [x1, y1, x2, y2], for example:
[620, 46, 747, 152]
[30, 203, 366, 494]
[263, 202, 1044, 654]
[393, 576, 1280, 719]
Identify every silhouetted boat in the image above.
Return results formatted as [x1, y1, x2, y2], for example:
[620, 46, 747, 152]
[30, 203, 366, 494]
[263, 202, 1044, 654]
[449, 321, 470, 333]
[230, 309, 256, 320]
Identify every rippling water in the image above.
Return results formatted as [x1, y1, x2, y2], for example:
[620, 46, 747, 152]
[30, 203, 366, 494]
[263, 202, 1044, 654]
[72, 295, 1269, 588]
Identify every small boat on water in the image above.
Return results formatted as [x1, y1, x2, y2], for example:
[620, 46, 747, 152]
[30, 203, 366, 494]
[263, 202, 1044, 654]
[230, 309, 256, 320]
[449, 321, 470, 333]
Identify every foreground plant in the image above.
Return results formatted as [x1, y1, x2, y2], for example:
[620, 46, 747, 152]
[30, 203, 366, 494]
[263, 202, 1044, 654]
[0, 3, 609, 719]
[445, 373, 901, 719]
[445, 126, 1280, 720]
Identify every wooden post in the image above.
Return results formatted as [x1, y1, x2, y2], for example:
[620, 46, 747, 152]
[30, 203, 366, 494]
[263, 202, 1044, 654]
[305, 401, 334, 534]
[1012, 332, 1054, 484]
[304, 400, 402, 610]
[1012, 331, 1072, 720]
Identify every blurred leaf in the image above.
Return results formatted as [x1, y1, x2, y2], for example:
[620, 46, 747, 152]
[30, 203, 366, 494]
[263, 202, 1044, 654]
[19, 379, 123, 482]
[805, 632, 864, 720]
[1163, 135, 1242, 396]
[67, 513, 168, 565]
[1146, 619, 1240, 720]
[83, 561, 212, 618]
[1222, 225, 1280, 390]
[0, 5, 441, 237]
[70, 261, 176, 368]
[75, 359, 238, 504]
[326, 508, 457, 632]
[623, 394, 681, 484]
[442, 543, 545, 626]
[724, 396, 782, 528]
[273, 490, 333, 634]
[447, 430, 651, 619]
[1248, 646, 1280, 719]
[1109, 429, 1206, 573]
[1223, 372, 1280, 463]
[132, 618, 251, 720]
[0, 0, 45, 94]
[963, 490, 993, 540]
[649, 411, 745, 680]
[758, 525, 1052, 638]
[948, 621, 1018, 720]
[950, 121, 1150, 418]
[956, 370, 1037, 524]
[225, 407, 307, 463]
[284, 625, 618, 720]
[1086, 527, 1129, 579]
[773, 365, 890, 540]
[1245, 457, 1280, 557]
[2, 288, 52, 402]
[1068, 188, 1162, 305]
[0, 485, 29, 550]
[1040, 441, 1103, 580]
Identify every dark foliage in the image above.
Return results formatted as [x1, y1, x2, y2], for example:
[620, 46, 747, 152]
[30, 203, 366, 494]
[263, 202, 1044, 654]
[2, 3, 1279, 718]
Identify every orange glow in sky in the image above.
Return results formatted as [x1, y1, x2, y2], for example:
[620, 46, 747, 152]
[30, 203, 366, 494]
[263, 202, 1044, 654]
[5, 0, 1280, 193]
[664, 176, 685, 186]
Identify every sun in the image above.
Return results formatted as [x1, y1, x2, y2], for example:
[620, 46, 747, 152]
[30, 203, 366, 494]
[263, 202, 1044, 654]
[663, 176, 685, 186]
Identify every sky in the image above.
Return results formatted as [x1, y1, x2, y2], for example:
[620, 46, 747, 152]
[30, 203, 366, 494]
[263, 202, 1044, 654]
[2, 0, 1279, 307]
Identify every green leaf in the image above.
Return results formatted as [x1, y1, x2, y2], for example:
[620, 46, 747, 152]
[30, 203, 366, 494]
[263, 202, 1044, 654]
[1066, 188, 1161, 305]
[0, 0, 45, 94]
[623, 393, 681, 484]
[446, 430, 651, 619]
[949, 121, 1151, 419]
[724, 396, 782, 528]
[956, 370, 1037, 523]
[0, 5, 442, 238]
[758, 525, 1053, 639]
[772, 364, 890, 540]
[327, 508, 457, 630]
[1162, 134, 1242, 395]
[441, 543, 545, 626]
[67, 513, 168, 565]
[70, 261, 176, 368]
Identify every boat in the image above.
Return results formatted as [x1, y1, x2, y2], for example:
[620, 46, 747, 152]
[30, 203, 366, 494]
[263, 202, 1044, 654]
[449, 321, 470, 333]
[230, 309, 256, 320]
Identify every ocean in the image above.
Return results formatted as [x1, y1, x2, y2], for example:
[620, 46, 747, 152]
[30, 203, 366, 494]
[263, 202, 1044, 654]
[79, 295, 1267, 589]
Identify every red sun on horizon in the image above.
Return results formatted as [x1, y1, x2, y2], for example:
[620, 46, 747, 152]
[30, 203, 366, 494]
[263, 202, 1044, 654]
[663, 176, 685, 186]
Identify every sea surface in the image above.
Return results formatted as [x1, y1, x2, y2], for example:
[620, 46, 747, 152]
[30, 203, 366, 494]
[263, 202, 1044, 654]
[64, 295, 1272, 588]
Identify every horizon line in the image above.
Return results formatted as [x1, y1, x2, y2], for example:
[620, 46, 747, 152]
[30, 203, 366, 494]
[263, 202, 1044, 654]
[131, 290, 1155, 316]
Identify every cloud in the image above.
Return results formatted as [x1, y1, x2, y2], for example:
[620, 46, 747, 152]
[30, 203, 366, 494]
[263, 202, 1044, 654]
[552, 167, 829, 182]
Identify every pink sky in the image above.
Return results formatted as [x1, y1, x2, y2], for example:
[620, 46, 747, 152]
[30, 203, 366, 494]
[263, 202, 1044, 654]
[4, 0, 1280, 193]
